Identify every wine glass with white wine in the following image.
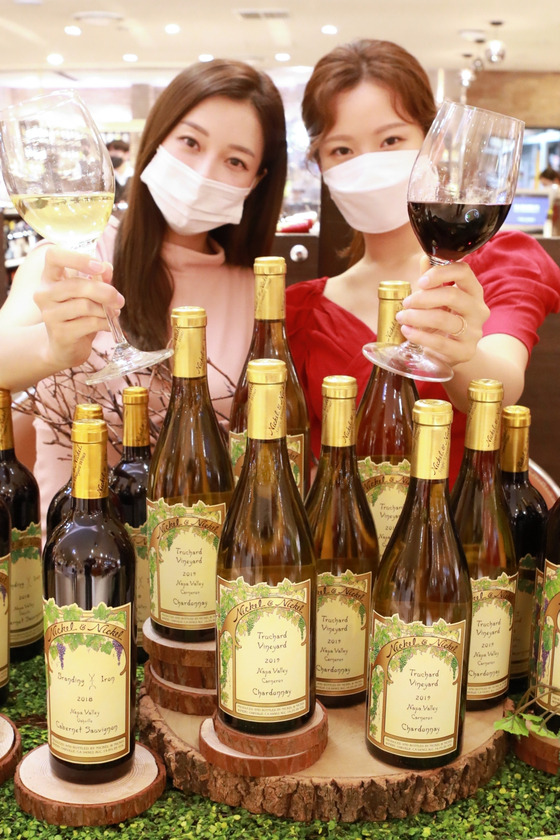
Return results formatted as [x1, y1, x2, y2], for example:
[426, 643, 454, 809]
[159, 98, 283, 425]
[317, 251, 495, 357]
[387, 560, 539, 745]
[0, 89, 173, 384]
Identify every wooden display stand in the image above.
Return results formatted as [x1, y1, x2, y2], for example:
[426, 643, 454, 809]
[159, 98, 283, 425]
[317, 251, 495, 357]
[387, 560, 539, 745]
[138, 687, 511, 823]
[14, 743, 166, 827]
[0, 714, 22, 784]
[199, 704, 329, 776]
[513, 723, 560, 774]
[142, 619, 217, 714]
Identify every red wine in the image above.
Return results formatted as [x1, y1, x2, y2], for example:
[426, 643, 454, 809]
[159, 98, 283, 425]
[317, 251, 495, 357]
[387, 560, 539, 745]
[408, 202, 511, 262]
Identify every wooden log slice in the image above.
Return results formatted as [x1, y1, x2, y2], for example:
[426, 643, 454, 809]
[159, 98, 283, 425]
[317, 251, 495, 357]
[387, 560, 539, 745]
[513, 722, 560, 774]
[144, 661, 217, 716]
[199, 715, 327, 776]
[149, 657, 215, 689]
[137, 686, 511, 823]
[142, 620, 216, 668]
[0, 714, 22, 784]
[14, 742, 166, 827]
[212, 704, 328, 758]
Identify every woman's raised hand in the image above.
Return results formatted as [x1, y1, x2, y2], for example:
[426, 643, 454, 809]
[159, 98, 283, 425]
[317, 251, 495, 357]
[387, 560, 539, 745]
[395, 255, 490, 369]
[32, 245, 124, 371]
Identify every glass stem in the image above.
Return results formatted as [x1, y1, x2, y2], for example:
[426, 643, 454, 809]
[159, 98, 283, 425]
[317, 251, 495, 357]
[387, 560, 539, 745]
[103, 305, 128, 347]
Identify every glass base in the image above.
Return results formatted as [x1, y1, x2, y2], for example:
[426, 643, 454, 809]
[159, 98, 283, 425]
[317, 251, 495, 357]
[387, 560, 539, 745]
[362, 341, 454, 383]
[85, 343, 174, 385]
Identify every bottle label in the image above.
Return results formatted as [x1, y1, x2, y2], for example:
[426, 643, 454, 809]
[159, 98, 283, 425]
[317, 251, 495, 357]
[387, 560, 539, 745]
[10, 522, 42, 647]
[467, 572, 517, 700]
[532, 567, 544, 689]
[44, 599, 132, 764]
[535, 559, 560, 713]
[124, 521, 148, 647]
[368, 613, 466, 758]
[357, 458, 410, 555]
[147, 498, 225, 630]
[0, 553, 9, 689]
[316, 570, 371, 695]
[217, 576, 311, 722]
[229, 429, 306, 496]
[510, 553, 536, 679]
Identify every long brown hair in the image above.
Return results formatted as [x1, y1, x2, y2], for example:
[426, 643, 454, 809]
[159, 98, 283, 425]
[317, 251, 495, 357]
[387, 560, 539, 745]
[113, 59, 287, 350]
[302, 40, 437, 264]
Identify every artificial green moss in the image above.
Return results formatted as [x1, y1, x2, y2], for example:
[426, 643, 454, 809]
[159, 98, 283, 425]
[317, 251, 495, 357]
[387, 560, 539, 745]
[1, 658, 559, 840]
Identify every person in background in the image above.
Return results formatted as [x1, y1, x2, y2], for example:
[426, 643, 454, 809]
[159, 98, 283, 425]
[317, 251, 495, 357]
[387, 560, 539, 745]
[539, 166, 560, 188]
[106, 138, 134, 205]
[285, 39, 560, 485]
[0, 59, 287, 523]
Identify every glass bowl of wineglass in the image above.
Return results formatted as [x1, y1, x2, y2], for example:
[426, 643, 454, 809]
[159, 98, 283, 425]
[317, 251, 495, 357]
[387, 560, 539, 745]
[363, 99, 524, 382]
[0, 89, 173, 384]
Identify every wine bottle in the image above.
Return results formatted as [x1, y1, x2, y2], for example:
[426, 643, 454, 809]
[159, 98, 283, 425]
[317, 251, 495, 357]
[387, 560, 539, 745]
[0, 389, 42, 661]
[147, 306, 234, 643]
[46, 402, 104, 540]
[229, 256, 310, 497]
[305, 375, 379, 707]
[217, 359, 316, 734]
[450, 379, 517, 708]
[367, 399, 471, 769]
[534, 489, 560, 729]
[0, 498, 11, 705]
[356, 281, 418, 556]
[43, 418, 136, 782]
[500, 405, 547, 695]
[110, 387, 151, 662]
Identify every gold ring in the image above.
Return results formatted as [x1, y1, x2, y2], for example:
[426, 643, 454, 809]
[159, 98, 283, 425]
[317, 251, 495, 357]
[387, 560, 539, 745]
[451, 315, 467, 338]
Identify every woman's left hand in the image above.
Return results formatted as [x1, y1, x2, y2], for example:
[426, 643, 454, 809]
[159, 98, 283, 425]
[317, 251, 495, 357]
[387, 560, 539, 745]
[395, 255, 490, 367]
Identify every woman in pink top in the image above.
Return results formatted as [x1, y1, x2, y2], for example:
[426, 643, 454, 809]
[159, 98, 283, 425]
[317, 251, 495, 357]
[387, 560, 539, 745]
[0, 59, 287, 520]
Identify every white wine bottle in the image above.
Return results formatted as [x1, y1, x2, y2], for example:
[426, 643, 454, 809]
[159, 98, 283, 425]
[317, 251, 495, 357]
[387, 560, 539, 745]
[0, 497, 11, 705]
[229, 256, 310, 496]
[0, 389, 42, 661]
[43, 418, 136, 782]
[305, 375, 379, 707]
[217, 359, 316, 734]
[110, 387, 151, 661]
[148, 306, 234, 643]
[451, 379, 517, 708]
[46, 402, 105, 540]
[500, 405, 547, 695]
[356, 281, 417, 556]
[368, 399, 471, 769]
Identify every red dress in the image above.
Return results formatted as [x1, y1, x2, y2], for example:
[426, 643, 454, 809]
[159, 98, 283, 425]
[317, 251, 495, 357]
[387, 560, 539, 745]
[286, 231, 560, 487]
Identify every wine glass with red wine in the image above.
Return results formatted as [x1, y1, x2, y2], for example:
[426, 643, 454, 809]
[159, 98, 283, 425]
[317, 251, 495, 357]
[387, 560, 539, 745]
[363, 100, 524, 382]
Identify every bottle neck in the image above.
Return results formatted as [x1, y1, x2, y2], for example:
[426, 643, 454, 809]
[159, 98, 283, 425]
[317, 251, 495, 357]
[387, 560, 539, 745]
[377, 297, 406, 345]
[71, 496, 111, 515]
[500, 425, 529, 474]
[122, 402, 150, 449]
[121, 445, 151, 462]
[411, 422, 451, 482]
[321, 396, 355, 448]
[318, 443, 359, 476]
[248, 380, 286, 441]
[0, 404, 15, 453]
[254, 273, 285, 320]
[173, 325, 207, 379]
[72, 440, 108, 501]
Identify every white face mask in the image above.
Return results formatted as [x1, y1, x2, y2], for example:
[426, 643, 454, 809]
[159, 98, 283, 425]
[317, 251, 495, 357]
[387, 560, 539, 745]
[140, 145, 253, 235]
[322, 149, 419, 234]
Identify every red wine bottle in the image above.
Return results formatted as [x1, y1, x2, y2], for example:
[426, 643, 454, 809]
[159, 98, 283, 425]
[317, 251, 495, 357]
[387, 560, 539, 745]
[110, 387, 151, 662]
[43, 418, 136, 782]
[499, 405, 547, 695]
[0, 389, 42, 661]
[0, 497, 11, 705]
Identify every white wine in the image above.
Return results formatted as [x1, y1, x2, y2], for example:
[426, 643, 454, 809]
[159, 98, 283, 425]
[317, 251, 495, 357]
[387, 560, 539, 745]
[368, 400, 471, 769]
[11, 192, 114, 249]
[451, 380, 517, 708]
[43, 418, 136, 782]
[229, 257, 310, 496]
[147, 307, 234, 643]
[356, 281, 417, 556]
[305, 376, 379, 707]
[217, 359, 316, 734]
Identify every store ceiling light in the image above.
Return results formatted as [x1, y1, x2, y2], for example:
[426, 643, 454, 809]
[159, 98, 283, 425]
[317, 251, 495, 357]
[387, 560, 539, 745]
[64, 25, 82, 36]
[165, 23, 181, 35]
[47, 53, 64, 65]
[123, 53, 138, 62]
[275, 52, 290, 62]
[72, 10, 124, 25]
[485, 39, 506, 63]
[199, 54, 214, 62]
[321, 24, 338, 35]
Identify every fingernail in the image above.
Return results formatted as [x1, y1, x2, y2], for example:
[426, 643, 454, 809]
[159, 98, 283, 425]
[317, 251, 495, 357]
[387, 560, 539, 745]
[88, 259, 104, 273]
